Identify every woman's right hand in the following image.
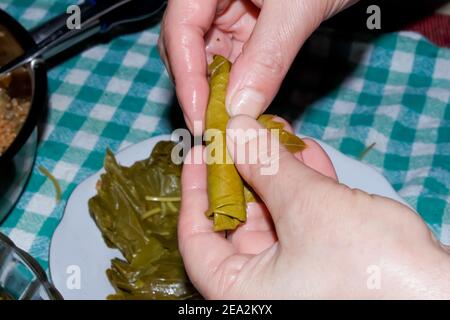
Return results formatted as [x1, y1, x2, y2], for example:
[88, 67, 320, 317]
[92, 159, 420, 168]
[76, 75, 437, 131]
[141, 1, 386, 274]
[178, 115, 450, 299]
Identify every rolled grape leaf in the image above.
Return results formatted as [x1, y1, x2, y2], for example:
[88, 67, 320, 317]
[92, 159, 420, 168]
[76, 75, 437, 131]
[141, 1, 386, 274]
[205, 56, 247, 231]
[243, 115, 307, 203]
[89, 141, 200, 300]
[205, 56, 307, 231]
[257, 115, 307, 153]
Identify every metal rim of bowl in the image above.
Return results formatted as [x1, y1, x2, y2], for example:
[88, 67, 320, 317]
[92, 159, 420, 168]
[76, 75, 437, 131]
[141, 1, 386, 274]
[0, 9, 48, 165]
[0, 232, 63, 300]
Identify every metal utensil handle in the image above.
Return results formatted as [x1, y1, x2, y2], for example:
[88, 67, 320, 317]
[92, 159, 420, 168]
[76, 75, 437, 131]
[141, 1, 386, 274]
[32, 0, 167, 60]
[30, 1, 91, 46]
[0, 0, 167, 75]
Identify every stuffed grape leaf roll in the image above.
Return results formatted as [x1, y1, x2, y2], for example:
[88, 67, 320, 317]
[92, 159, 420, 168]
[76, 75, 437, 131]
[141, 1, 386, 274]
[205, 56, 306, 231]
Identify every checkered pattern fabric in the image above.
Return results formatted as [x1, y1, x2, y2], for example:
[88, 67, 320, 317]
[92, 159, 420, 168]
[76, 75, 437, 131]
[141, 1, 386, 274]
[293, 29, 450, 243]
[0, 0, 174, 269]
[0, 0, 449, 273]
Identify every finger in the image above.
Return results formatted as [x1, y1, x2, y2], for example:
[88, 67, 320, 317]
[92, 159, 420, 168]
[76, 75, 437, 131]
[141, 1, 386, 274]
[205, 1, 258, 63]
[264, 116, 336, 180]
[157, 31, 174, 81]
[226, 115, 321, 224]
[205, 28, 234, 64]
[214, 0, 258, 43]
[226, 0, 324, 118]
[442, 244, 450, 254]
[163, 0, 218, 133]
[302, 138, 338, 181]
[229, 202, 277, 255]
[268, 116, 303, 161]
[214, 0, 253, 30]
[178, 146, 236, 291]
[216, 0, 233, 14]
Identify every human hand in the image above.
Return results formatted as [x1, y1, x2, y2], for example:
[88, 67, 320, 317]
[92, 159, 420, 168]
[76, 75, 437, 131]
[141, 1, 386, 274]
[158, 0, 357, 133]
[179, 115, 450, 299]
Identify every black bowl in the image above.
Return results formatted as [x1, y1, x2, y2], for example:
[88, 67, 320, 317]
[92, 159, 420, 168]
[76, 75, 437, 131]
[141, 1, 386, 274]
[0, 10, 47, 222]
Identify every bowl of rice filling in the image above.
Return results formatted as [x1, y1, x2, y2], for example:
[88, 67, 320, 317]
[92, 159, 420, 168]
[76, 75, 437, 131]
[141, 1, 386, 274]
[0, 67, 32, 156]
[0, 16, 47, 222]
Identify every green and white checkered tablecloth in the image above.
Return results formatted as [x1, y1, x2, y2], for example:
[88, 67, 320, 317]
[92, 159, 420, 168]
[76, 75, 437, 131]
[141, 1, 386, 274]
[0, 0, 174, 269]
[294, 28, 450, 242]
[0, 0, 449, 273]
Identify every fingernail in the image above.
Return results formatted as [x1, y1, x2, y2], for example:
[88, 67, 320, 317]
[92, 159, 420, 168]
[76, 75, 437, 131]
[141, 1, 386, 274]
[227, 114, 261, 132]
[227, 88, 265, 118]
[191, 119, 204, 137]
[226, 115, 262, 161]
[183, 113, 194, 132]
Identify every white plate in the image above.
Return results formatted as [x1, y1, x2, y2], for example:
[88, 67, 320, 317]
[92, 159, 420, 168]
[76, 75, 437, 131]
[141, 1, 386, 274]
[50, 134, 409, 300]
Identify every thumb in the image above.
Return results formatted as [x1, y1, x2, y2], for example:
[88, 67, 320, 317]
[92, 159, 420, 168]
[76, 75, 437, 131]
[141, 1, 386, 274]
[226, 0, 324, 118]
[226, 115, 322, 221]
